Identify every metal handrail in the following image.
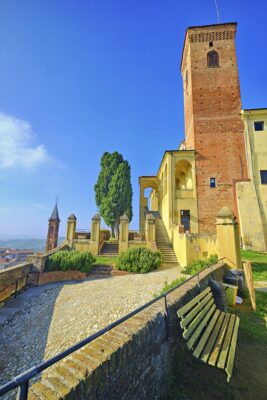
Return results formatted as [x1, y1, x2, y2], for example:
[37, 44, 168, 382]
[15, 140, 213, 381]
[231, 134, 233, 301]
[0, 274, 28, 302]
[0, 261, 224, 399]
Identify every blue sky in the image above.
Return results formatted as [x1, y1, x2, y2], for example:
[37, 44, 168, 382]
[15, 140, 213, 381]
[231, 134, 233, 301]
[0, 0, 266, 238]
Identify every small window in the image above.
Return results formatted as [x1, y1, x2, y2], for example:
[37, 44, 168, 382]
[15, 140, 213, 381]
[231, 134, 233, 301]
[207, 50, 219, 68]
[209, 41, 213, 47]
[210, 177, 216, 188]
[254, 121, 264, 131]
[260, 170, 267, 184]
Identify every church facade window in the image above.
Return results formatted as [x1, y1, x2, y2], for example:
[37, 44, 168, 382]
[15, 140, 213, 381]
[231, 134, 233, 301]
[207, 50, 219, 68]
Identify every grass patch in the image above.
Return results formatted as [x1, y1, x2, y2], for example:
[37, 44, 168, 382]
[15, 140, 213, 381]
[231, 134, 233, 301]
[158, 276, 187, 296]
[183, 254, 218, 275]
[230, 291, 267, 343]
[241, 249, 267, 281]
[93, 256, 118, 266]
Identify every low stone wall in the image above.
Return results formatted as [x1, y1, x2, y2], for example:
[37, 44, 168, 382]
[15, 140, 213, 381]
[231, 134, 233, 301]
[111, 269, 130, 276]
[0, 263, 32, 303]
[29, 263, 225, 400]
[39, 271, 88, 285]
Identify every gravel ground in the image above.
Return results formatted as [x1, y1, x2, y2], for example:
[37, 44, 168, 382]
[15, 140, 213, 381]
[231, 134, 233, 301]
[0, 263, 180, 396]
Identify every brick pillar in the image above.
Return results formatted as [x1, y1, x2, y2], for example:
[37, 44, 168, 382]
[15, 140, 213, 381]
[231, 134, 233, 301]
[119, 214, 129, 254]
[216, 206, 241, 268]
[66, 214, 77, 246]
[90, 214, 101, 256]
[145, 213, 156, 250]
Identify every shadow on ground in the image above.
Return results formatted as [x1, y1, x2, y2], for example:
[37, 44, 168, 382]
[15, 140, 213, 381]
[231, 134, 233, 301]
[164, 294, 267, 400]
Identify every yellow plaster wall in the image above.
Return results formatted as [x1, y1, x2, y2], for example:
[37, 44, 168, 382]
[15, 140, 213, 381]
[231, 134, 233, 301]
[216, 218, 241, 268]
[171, 229, 217, 267]
[72, 240, 91, 252]
[241, 110, 267, 251]
[236, 181, 266, 251]
[156, 150, 198, 239]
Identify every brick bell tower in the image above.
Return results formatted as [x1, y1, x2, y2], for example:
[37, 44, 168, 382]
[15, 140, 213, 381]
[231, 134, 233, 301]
[181, 22, 248, 233]
[46, 203, 60, 252]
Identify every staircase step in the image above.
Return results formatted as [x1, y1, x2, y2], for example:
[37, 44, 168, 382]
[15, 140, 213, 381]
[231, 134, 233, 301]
[100, 241, 119, 256]
[154, 216, 178, 264]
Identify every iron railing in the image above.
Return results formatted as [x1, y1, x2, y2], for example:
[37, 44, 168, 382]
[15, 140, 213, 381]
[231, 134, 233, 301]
[0, 274, 28, 304]
[0, 262, 224, 399]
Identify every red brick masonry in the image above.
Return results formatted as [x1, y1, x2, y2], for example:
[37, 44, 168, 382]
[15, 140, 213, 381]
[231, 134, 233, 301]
[39, 271, 87, 285]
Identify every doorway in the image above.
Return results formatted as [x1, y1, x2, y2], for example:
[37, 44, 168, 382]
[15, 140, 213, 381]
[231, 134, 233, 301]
[180, 210, 190, 232]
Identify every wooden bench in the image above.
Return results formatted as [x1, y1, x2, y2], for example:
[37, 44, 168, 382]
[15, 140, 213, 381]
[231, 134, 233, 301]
[177, 286, 239, 381]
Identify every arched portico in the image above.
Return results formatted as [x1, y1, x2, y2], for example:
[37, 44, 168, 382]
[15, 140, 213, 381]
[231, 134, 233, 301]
[175, 159, 193, 190]
[139, 176, 159, 232]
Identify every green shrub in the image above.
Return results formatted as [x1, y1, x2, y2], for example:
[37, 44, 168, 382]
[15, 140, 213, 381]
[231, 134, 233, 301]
[116, 247, 162, 273]
[46, 250, 96, 273]
[158, 276, 187, 296]
[183, 254, 218, 275]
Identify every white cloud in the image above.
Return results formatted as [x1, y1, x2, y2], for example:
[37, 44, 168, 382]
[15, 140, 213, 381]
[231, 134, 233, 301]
[0, 113, 50, 169]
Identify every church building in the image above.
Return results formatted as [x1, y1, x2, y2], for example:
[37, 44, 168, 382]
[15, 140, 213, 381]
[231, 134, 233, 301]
[139, 22, 267, 256]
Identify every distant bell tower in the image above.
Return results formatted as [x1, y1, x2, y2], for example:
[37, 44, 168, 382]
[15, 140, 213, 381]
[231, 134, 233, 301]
[46, 203, 60, 252]
[181, 22, 248, 233]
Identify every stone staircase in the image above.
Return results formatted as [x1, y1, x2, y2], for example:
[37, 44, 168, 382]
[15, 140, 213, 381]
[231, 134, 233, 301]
[88, 264, 129, 279]
[88, 265, 113, 279]
[100, 241, 119, 256]
[154, 216, 178, 264]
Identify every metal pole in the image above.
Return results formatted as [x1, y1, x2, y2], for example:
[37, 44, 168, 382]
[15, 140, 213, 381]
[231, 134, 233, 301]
[18, 381, 29, 400]
[14, 281, 18, 298]
[164, 294, 169, 339]
[197, 273, 201, 292]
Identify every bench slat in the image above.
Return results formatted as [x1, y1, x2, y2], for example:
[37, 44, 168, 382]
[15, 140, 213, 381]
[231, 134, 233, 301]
[180, 292, 214, 329]
[225, 317, 240, 382]
[187, 304, 216, 350]
[217, 314, 236, 369]
[193, 309, 220, 358]
[177, 287, 211, 318]
[183, 298, 215, 340]
[208, 313, 231, 366]
[201, 312, 224, 363]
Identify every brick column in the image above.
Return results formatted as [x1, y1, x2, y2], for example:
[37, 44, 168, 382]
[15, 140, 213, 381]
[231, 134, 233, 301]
[216, 206, 241, 268]
[90, 214, 101, 256]
[119, 214, 129, 254]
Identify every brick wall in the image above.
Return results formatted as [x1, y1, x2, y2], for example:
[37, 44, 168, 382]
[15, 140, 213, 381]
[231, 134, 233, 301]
[181, 23, 248, 233]
[39, 271, 87, 285]
[29, 263, 225, 400]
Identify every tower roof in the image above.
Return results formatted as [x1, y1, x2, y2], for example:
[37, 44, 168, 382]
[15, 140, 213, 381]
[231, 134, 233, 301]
[49, 203, 60, 221]
[180, 22, 237, 71]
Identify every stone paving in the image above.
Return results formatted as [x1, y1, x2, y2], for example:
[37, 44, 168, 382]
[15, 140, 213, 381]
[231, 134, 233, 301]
[0, 263, 180, 396]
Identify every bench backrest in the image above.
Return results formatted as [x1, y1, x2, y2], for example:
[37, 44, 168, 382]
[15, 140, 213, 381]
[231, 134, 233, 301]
[177, 286, 216, 341]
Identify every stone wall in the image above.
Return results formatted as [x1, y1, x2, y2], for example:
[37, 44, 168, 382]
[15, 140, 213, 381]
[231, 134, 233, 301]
[29, 263, 225, 400]
[0, 263, 32, 303]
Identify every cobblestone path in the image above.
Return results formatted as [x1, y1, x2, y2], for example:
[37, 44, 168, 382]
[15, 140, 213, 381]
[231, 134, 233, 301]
[0, 263, 180, 394]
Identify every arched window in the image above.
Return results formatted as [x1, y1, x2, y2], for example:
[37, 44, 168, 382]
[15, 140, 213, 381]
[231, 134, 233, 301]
[207, 50, 219, 68]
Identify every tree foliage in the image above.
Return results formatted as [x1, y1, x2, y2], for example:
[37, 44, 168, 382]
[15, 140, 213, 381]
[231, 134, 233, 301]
[94, 152, 133, 236]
